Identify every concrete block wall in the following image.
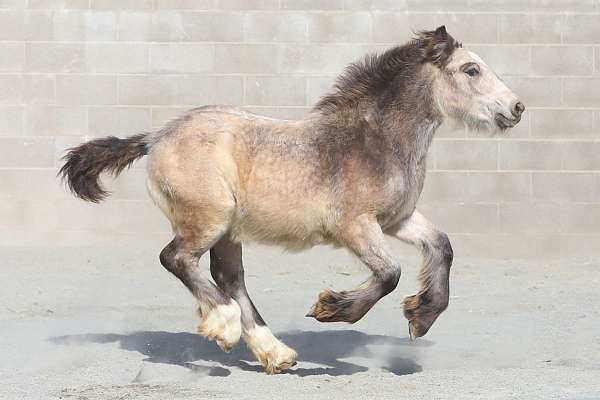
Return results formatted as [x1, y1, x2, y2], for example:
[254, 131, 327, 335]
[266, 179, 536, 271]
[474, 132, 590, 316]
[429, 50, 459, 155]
[1, 0, 599, 259]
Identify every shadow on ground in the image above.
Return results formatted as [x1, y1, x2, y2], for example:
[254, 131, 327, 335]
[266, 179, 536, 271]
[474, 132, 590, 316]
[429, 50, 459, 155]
[51, 330, 428, 377]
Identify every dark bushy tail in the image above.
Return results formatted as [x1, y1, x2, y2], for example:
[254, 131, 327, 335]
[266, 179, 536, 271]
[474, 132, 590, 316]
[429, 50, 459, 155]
[58, 133, 149, 203]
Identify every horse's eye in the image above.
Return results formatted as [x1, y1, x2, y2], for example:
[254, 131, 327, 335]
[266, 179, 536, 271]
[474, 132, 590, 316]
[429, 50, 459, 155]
[464, 66, 479, 77]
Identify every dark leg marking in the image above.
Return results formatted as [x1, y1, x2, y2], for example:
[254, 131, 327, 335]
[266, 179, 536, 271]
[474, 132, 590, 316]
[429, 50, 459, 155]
[307, 215, 401, 324]
[391, 210, 453, 339]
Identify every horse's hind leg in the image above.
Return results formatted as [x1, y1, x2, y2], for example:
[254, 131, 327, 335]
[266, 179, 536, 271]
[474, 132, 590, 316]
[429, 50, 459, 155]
[159, 227, 242, 352]
[390, 210, 453, 340]
[210, 236, 297, 374]
[307, 214, 401, 324]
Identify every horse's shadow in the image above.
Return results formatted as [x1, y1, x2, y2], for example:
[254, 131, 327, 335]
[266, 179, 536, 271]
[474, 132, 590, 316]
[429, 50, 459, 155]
[51, 329, 428, 377]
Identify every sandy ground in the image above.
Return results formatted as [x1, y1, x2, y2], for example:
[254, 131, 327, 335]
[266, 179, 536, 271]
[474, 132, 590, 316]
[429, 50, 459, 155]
[1, 242, 599, 400]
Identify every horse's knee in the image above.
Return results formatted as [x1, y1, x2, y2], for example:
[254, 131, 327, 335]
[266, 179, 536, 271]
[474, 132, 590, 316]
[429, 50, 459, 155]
[160, 240, 182, 275]
[380, 266, 401, 295]
[432, 232, 453, 267]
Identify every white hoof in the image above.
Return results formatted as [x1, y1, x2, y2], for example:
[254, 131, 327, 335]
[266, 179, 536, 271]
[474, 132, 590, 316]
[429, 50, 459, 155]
[198, 301, 242, 352]
[244, 326, 298, 374]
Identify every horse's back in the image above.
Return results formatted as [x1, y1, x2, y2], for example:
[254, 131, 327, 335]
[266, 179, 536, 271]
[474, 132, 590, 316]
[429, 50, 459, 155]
[145, 106, 334, 246]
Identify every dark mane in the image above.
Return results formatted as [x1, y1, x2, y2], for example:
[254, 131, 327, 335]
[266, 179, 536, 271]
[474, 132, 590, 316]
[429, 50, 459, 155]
[313, 29, 461, 114]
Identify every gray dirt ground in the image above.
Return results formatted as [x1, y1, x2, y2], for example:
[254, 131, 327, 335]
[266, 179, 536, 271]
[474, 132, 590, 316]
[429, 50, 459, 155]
[1, 242, 599, 400]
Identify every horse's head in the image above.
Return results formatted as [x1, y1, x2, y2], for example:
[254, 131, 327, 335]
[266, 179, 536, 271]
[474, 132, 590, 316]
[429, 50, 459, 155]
[421, 26, 525, 133]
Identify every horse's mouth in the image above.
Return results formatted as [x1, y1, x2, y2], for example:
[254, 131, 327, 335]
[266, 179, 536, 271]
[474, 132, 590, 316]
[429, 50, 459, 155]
[495, 114, 520, 130]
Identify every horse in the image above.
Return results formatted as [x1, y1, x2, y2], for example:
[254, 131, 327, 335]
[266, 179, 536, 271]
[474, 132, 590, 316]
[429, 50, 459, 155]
[59, 26, 524, 374]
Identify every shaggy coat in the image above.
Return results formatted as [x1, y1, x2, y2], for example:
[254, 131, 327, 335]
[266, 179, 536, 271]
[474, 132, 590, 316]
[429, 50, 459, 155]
[60, 26, 524, 374]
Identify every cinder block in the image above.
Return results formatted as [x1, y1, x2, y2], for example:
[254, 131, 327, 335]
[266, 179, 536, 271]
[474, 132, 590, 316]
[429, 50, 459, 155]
[531, 109, 594, 139]
[88, 107, 152, 136]
[421, 171, 530, 203]
[0, 137, 55, 168]
[0, 0, 27, 8]
[469, 45, 531, 76]
[104, 169, 150, 200]
[0, 43, 25, 72]
[243, 12, 308, 42]
[433, 139, 498, 170]
[371, 12, 412, 43]
[121, 11, 223, 42]
[499, 202, 562, 235]
[468, 0, 597, 12]
[281, 0, 344, 10]
[23, 10, 53, 40]
[440, 13, 499, 44]
[151, 107, 190, 129]
[343, 0, 410, 11]
[0, 106, 23, 136]
[280, 44, 366, 73]
[26, 43, 85, 73]
[531, 46, 593, 76]
[406, 0, 470, 11]
[56, 75, 117, 105]
[27, 0, 90, 8]
[24, 106, 88, 136]
[117, 11, 153, 41]
[499, 14, 563, 44]
[532, 172, 598, 202]
[87, 43, 149, 73]
[155, 0, 214, 9]
[0, 169, 66, 200]
[91, 0, 154, 9]
[561, 142, 600, 171]
[0, 75, 23, 105]
[215, 44, 281, 73]
[498, 140, 563, 170]
[23, 75, 55, 105]
[177, 75, 244, 106]
[119, 75, 179, 106]
[563, 14, 600, 44]
[117, 200, 170, 233]
[560, 234, 600, 258]
[217, 0, 280, 9]
[502, 77, 561, 107]
[563, 78, 600, 107]
[150, 44, 213, 73]
[0, 10, 24, 40]
[245, 76, 306, 106]
[180, 12, 244, 42]
[307, 12, 371, 43]
[418, 202, 499, 234]
[560, 204, 600, 234]
[53, 10, 117, 40]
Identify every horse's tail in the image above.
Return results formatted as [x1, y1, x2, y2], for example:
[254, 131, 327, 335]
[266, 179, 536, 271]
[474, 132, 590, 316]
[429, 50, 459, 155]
[58, 133, 149, 203]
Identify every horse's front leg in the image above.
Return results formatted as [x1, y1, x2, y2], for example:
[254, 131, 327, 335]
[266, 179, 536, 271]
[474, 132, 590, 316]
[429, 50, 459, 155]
[387, 210, 453, 340]
[306, 214, 401, 323]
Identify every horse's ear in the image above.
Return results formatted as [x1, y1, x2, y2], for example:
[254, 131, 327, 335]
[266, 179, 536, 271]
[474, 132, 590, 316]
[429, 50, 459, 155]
[423, 25, 456, 67]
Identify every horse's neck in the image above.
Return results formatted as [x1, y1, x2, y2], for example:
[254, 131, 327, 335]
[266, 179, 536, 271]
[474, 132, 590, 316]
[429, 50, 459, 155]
[410, 119, 440, 166]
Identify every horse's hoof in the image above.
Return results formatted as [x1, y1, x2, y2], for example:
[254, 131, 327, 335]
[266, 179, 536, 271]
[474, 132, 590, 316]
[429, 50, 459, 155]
[306, 289, 359, 323]
[245, 326, 298, 374]
[198, 301, 242, 352]
[262, 345, 298, 375]
[408, 320, 422, 340]
[403, 293, 444, 339]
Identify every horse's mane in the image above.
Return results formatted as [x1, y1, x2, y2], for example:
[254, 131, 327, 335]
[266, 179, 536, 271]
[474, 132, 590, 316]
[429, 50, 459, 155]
[313, 29, 461, 114]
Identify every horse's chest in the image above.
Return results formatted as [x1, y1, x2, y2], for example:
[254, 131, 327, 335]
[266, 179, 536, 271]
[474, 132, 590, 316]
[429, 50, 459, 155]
[378, 164, 426, 227]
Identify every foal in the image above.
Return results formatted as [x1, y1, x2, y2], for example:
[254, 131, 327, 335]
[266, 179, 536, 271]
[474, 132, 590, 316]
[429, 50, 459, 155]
[60, 26, 524, 374]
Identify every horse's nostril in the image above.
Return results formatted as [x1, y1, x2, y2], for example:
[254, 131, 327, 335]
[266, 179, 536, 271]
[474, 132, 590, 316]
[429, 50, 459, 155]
[513, 101, 525, 116]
